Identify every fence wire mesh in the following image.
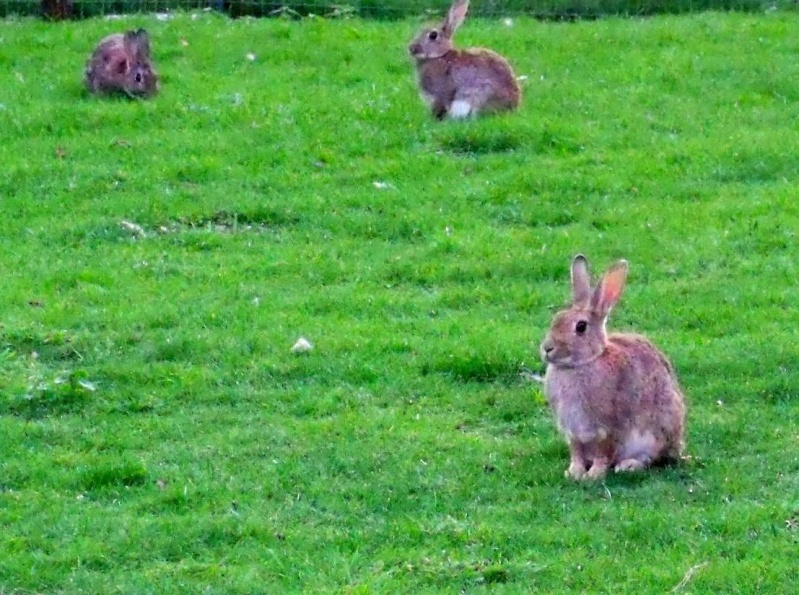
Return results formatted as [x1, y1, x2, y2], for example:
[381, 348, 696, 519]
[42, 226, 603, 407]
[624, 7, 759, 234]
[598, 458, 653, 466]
[18, 0, 799, 21]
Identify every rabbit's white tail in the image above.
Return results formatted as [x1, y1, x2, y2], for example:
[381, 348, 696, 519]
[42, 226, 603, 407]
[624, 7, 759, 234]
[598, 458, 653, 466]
[448, 99, 474, 119]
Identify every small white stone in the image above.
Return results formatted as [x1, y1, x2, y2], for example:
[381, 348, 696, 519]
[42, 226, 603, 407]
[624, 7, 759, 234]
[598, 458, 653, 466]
[291, 337, 313, 354]
[120, 220, 146, 237]
[246, 52, 256, 61]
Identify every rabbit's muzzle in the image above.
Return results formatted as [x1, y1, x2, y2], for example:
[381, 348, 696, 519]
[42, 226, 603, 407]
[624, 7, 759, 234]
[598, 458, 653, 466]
[540, 339, 557, 364]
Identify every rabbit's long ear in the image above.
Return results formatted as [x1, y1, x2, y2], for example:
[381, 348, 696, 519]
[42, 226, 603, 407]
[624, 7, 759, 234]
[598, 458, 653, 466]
[591, 260, 628, 317]
[571, 254, 591, 306]
[123, 29, 151, 58]
[442, 0, 468, 38]
[134, 29, 151, 58]
[123, 30, 138, 52]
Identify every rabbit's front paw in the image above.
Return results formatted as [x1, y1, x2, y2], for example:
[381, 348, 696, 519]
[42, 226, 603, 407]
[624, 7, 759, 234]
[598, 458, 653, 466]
[584, 463, 609, 481]
[566, 462, 587, 480]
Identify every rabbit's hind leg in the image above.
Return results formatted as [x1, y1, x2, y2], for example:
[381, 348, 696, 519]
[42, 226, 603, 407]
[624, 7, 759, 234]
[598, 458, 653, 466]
[614, 458, 649, 473]
[615, 430, 658, 472]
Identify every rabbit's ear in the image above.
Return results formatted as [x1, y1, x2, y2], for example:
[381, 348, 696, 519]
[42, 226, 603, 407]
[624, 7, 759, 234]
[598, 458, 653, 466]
[571, 254, 591, 306]
[591, 260, 628, 317]
[443, 0, 468, 38]
[123, 30, 138, 51]
[134, 29, 151, 58]
[123, 29, 150, 58]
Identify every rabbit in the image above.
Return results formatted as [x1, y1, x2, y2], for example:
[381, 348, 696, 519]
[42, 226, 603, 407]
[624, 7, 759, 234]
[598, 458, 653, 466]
[407, 0, 521, 120]
[85, 29, 158, 98]
[539, 255, 686, 481]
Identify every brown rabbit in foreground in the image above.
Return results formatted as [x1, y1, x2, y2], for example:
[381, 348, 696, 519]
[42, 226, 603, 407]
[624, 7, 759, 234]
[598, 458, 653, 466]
[85, 29, 158, 98]
[408, 0, 521, 120]
[540, 255, 686, 481]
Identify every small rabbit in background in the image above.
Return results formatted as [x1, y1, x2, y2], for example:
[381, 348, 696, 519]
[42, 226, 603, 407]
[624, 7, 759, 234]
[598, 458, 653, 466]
[540, 255, 686, 481]
[85, 29, 159, 98]
[408, 0, 521, 120]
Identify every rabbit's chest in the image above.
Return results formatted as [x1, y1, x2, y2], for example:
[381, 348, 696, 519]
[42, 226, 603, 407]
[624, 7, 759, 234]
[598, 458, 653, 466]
[418, 63, 452, 97]
[545, 371, 608, 442]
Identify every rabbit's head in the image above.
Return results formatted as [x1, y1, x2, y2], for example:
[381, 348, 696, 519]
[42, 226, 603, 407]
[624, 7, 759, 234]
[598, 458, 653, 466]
[541, 255, 628, 367]
[408, 0, 468, 60]
[120, 29, 158, 97]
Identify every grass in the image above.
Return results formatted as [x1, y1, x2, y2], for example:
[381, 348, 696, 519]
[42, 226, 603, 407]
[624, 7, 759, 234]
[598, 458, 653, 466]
[17, 0, 799, 20]
[1, 9, 799, 593]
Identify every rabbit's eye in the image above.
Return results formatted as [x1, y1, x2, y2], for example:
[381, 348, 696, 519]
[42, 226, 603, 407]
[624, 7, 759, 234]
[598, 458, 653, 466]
[135, 72, 143, 83]
[428, 30, 438, 41]
[575, 320, 588, 335]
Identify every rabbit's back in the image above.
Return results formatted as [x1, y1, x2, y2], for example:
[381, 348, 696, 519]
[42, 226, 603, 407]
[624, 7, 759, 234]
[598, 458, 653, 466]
[449, 49, 520, 109]
[84, 34, 125, 93]
[415, 49, 520, 118]
[607, 332, 685, 433]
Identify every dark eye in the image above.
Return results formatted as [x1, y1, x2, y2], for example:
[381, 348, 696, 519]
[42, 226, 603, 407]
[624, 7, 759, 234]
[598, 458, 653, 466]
[428, 30, 438, 41]
[575, 320, 588, 335]
[135, 72, 143, 83]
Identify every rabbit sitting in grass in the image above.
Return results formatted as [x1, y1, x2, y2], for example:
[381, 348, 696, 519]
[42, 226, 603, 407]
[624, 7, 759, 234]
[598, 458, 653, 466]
[408, 0, 521, 120]
[540, 255, 686, 481]
[85, 29, 158, 98]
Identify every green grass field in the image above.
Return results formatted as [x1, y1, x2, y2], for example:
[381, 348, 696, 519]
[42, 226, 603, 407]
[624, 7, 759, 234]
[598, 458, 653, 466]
[1, 9, 799, 593]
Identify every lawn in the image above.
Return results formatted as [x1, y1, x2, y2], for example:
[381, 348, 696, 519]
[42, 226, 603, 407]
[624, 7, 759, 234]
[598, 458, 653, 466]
[1, 8, 798, 593]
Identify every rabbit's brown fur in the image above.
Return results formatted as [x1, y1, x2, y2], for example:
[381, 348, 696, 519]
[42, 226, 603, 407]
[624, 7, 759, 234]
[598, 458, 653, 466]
[540, 255, 686, 480]
[408, 0, 520, 120]
[85, 29, 158, 98]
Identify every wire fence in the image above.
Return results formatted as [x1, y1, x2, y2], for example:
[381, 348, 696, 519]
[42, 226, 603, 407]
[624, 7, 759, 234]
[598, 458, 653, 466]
[21, 0, 799, 21]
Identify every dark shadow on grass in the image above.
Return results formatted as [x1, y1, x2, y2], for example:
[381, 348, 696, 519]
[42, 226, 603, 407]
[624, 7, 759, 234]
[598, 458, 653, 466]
[421, 354, 522, 384]
[68, 206, 302, 246]
[76, 460, 149, 493]
[593, 456, 694, 490]
[2, 329, 84, 363]
[0, 370, 95, 419]
[172, 207, 301, 234]
[436, 124, 582, 156]
[712, 151, 799, 185]
[438, 127, 524, 155]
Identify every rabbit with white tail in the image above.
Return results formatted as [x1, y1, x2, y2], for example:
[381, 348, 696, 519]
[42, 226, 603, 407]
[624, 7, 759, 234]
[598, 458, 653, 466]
[408, 0, 521, 120]
[85, 29, 158, 98]
[540, 255, 686, 481]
